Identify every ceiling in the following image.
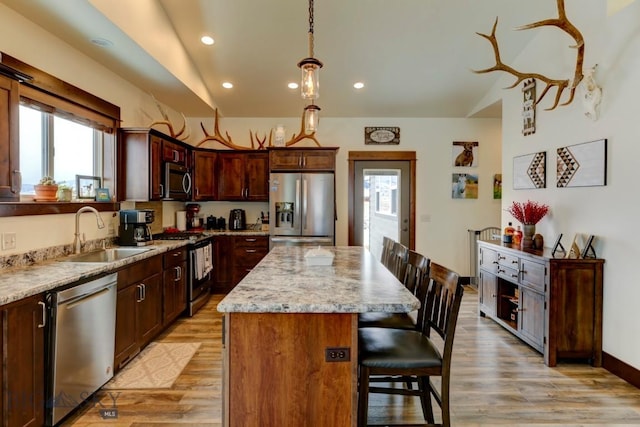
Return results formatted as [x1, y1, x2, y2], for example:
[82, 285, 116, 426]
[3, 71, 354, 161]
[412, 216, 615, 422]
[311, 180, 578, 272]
[0, 0, 562, 119]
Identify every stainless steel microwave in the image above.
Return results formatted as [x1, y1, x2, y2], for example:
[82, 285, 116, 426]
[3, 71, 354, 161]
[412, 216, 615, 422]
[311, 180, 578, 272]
[164, 163, 192, 200]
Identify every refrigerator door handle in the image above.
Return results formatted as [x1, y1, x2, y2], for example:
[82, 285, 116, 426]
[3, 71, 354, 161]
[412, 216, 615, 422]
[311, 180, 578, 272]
[302, 178, 308, 230]
[296, 178, 301, 229]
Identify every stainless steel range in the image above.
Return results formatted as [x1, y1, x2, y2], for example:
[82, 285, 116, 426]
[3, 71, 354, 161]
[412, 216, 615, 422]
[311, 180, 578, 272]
[155, 232, 213, 316]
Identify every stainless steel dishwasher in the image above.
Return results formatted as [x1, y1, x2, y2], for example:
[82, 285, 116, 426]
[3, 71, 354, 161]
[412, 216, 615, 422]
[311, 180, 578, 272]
[47, 273, 118, 426]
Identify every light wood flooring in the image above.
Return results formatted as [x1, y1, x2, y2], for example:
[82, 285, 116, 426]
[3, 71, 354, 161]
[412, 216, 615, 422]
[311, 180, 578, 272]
[65, 287, 640, 426]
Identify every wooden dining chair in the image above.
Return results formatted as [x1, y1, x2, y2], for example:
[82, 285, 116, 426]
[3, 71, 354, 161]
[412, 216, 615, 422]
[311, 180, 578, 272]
[358, 250, 430, 330]
[380, 236, 395, 268]
[388, 241, 409, 282]
[357, 262, 465, 427]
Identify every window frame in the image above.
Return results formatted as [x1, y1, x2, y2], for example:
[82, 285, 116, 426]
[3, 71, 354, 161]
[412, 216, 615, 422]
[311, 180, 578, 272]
[0, 52, 120, 217]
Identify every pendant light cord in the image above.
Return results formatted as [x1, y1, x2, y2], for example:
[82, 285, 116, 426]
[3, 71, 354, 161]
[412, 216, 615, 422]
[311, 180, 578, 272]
[308, 0, 315, 58]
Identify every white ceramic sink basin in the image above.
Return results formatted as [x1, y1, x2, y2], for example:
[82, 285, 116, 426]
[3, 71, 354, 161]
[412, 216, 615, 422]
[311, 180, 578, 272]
[60, 247, 153, 263]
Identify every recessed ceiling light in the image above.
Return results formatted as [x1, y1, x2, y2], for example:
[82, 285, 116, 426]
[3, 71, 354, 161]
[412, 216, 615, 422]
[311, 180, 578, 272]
[222, 82, 233, 89]
[90, 37, 114, 48]
[354, 82, 365, 89]
[201, 35, 215, 45]
[288, 82, 299, 89]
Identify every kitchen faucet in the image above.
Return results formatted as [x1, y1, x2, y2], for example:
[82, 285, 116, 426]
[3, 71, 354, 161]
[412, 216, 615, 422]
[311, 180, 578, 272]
[74, 206, 106, 254]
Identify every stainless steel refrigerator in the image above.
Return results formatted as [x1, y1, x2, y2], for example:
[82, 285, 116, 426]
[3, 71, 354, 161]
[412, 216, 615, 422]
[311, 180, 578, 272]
[269, 172, 335, 247]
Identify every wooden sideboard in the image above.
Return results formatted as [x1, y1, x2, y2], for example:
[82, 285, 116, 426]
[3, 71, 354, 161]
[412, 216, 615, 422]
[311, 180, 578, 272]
[477, 240, 604, 367]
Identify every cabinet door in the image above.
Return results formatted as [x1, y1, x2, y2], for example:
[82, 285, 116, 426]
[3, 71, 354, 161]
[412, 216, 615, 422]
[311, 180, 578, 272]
[214, 236, 234, 293]
[149, 135, 163, 200]
[478, 271, 498, 318]
[519, 287, 545, 351]
[244, 152, 269, 201]
[162, 140, 188, 165]
[137, 273, 163, 347]
[163, 260, 187, 325]
[218, 153, 245, 200]
[3, 294, 46, 427]
[269, 150, 302, 170]
[0, 75, 19, 201]
[193, 150, 217, 200]
[115, 285, 139, 370]
[302, 150, 335, 170]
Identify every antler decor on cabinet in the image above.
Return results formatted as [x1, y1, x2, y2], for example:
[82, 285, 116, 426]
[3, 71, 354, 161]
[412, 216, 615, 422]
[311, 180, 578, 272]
[284, 108, 321, 147]
[196, 109, 249, 150]
[474, 0, 585, 111]
[144, 94, 190, 140]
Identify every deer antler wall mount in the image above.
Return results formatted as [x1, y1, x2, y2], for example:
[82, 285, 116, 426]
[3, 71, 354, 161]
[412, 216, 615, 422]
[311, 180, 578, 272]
[474, 0, 589, 111]
[143, 94, 190, 140]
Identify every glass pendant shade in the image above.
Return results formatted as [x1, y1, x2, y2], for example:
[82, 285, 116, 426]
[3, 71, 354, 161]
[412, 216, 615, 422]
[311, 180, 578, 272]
[298, 57, 323, 99]
[304, 104, 321, 133]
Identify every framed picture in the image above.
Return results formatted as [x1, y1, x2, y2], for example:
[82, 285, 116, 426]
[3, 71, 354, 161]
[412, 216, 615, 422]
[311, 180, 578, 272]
[364, 127, 400, 145]
[557, 138, 607, 188]
[513, 151, 546, 189]
[76, 175, 101, 199]
[452, 141, 478, 167]
[95, 188, 111, 202]
[522, 79, 536, 136]
[452, 173, 478, 199]
[493, 173, 502, 199]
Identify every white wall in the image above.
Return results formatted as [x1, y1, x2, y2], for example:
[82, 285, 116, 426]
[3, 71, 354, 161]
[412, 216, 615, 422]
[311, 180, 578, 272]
[497, 0, 640, 369]
[188, 116, 502, 276]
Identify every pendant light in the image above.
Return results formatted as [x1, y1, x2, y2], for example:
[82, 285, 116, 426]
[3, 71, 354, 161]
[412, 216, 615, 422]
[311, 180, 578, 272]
[304, 103, 321, 133]
[298, 0, 322, 100]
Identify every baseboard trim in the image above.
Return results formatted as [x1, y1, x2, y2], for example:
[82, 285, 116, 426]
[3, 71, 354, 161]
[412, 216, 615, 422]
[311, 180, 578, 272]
[603, 351, 640, 389]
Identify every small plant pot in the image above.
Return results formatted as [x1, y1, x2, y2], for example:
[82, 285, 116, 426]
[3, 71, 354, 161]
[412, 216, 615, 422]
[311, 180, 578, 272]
[34, 184, 59, 202]
[57, 187, 72, 202]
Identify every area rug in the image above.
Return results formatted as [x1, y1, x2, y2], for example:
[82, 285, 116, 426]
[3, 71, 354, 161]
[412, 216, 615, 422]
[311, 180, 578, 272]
[103, 342, 201, 390]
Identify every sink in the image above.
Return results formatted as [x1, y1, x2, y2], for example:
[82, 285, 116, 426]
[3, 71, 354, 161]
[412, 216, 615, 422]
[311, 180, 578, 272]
[60, 247, 153, 263]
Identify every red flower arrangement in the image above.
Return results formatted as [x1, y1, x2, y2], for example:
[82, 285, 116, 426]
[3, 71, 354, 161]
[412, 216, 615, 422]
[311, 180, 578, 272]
[506, 200, 549, 225]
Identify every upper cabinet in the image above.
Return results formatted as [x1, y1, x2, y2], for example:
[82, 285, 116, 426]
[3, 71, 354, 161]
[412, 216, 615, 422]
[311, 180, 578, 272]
[0, 75, 20, 201]
[218, 151, 269, 201]
[118, 128, 191, 201]
[192, 149, 217, 201]
[269, 147, 337, 172]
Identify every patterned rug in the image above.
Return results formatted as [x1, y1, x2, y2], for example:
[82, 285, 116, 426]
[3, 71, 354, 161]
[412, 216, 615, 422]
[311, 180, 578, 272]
[103, 342, 201, 390]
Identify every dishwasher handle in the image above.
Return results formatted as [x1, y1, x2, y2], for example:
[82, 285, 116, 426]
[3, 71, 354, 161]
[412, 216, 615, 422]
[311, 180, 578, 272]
[37, 301, 46, 328]
[63, 286, 113, 310]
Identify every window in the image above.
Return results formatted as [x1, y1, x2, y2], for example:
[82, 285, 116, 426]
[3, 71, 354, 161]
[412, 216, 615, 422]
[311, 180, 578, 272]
[19, 105, 103, 196]
[373, 174, 398, 217]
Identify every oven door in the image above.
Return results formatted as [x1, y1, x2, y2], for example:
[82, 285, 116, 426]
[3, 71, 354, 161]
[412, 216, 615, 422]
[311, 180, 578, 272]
[188, 241, 213, 316]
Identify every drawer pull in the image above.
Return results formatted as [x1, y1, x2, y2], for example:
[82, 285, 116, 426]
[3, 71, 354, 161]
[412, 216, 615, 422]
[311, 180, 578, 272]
[497, 268, 505, 274]
[245, 238, 257, 242]
[492, 261, 499, 264]
[173, 252, 180, 257]
[498, 255, 506, 260]
[510, 274, 518, 278]
[245, 249, 257, 253]
[512, 260, 518, 264]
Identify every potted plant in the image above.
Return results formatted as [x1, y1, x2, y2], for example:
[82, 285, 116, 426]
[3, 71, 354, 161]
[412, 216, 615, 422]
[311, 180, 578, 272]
[506, 200, 549, 249]
[34, 176, 59, 201]
[56, 183, 73, 202]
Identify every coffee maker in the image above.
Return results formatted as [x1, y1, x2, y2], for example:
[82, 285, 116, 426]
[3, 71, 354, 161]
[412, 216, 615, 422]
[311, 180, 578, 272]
[229, 209, 246, 230]
[119, 209, 154, 246]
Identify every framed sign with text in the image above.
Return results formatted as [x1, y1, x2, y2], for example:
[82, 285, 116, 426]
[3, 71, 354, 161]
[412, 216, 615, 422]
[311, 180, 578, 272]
[364, 127, 400, 145]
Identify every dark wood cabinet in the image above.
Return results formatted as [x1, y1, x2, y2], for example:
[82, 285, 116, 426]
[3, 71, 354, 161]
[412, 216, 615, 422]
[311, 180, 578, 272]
[192, 149, 217, 200]
[118, 128, 192, 201]
[217, 151, 269, 201]
[1, 293, 46, 427]
[163, 247, 188, 325]
[0, 75, 20, 201]
[213, 235, 268, 294]
[115, 255, 163, 370]
[269, 147, 337, 171]
[478, 240, 604, 367]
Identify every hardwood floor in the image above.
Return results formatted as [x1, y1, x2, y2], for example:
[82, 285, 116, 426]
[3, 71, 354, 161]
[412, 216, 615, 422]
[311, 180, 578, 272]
[65, 287, 640, 426]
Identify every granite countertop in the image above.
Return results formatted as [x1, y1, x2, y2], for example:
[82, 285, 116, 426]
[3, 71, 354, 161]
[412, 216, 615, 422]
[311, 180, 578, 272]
[0, 240, 188, 306]
[217, 246, 420, 314]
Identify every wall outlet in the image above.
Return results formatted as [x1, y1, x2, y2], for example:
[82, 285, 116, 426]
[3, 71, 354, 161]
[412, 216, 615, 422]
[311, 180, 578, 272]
[2, 232, 16, 250]
[325, 347, 350, 362]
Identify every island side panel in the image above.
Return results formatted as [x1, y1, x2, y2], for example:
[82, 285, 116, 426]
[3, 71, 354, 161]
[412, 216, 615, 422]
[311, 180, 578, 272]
[227, 312, 357, 427]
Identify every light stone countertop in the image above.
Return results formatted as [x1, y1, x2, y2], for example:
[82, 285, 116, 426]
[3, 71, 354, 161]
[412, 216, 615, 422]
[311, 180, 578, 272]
[217, 246, 420, 314]
[0, 240, 187, 306]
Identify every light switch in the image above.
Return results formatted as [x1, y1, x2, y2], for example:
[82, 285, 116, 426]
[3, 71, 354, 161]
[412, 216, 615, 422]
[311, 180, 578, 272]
[2, 232, 16, 250]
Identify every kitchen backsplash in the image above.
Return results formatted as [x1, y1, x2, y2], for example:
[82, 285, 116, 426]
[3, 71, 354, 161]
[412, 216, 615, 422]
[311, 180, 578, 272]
[0, 237, 117, 271]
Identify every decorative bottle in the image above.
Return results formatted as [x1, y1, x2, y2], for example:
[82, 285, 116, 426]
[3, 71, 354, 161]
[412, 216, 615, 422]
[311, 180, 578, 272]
[503, 222, 515, 243]
[274, 125, 286, 147]
[513, 225, 523, 246]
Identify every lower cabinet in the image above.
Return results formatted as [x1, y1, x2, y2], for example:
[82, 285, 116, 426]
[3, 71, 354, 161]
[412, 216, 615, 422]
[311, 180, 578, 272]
[213, 235, 269, 294]
[114, 255, 163, 371]
[1, 293, 46, 427]
[478, 240, 604, 367]
[163, 247, 188, 326]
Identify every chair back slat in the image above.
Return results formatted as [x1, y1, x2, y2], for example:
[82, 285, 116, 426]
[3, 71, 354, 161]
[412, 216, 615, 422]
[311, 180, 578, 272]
[403, 250, 430, 294]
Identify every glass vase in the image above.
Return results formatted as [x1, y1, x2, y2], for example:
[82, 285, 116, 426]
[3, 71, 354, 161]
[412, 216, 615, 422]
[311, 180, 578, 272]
[522, 223, 536, 249]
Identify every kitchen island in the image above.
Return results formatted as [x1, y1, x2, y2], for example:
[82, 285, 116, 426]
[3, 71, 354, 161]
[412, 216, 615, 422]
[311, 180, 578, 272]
[217, 246, 419, 427]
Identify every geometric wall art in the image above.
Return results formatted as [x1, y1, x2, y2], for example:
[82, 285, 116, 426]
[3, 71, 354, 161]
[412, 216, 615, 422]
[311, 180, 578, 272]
[513, 151, 546, 189]
[556, 138, 607, 187]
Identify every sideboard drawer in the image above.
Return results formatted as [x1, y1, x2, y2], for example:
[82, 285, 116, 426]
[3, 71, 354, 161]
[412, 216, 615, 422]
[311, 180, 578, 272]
[496, 265, 520, 282]
[497, 252, 519, 269]
[520, 259, 546, 292]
